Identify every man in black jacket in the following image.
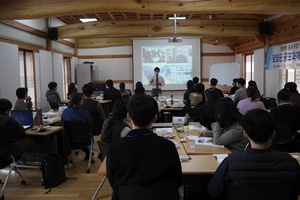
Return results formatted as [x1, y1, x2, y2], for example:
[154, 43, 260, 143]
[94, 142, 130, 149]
[0, 99, 34, 159]
[106, 94, 182, 200]
[207, 109, 300, 199]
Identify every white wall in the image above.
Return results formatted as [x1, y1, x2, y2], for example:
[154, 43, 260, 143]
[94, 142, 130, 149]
[254, 49, 265, 95]
[0, 42, 20, 104]
[71, 57, 79, 82]
[15, 19, 46, 31]
[53, 53, 64, 98]
[265, 69, 280, 98]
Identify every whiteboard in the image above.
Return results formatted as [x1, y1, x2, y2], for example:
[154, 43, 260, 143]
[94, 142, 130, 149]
[209, 62, 241, 85]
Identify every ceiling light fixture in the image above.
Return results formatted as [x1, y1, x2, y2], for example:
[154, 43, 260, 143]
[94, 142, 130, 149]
[168, 16, 186, 20]
[79, 18, 97, 23]
[168, 14, 183, 43]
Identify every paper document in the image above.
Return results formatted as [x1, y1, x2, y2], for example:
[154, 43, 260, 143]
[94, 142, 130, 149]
[156, 128, 173, 134]
[187, 135, 224, 148]
[189, 125, 206, 131]
[213, 154, 228, 163]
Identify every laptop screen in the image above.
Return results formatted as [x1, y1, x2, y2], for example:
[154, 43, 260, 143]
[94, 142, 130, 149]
[11, 110, 34, 129]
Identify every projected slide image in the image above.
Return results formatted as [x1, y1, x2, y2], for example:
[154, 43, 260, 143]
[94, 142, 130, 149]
[141, 45, 192, 85]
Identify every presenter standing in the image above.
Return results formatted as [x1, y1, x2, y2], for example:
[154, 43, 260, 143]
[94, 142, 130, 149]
[149, 67, 165, 97]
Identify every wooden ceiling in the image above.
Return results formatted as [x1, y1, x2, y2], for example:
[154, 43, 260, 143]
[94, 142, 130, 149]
[1, 0, 300, 49]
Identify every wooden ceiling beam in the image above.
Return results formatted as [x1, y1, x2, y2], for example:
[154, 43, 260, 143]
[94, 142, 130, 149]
[1, 0, 300, 20]
[77, 38, 132, 48]
[58, 19, 259, 38]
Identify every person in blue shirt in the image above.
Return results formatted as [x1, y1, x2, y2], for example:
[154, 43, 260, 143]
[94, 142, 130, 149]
[61, 92, 93, 160]
[207, 109, 300, 199]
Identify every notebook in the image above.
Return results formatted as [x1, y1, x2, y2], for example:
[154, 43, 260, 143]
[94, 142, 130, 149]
[152, 122, 172, 128]
[11, 110, 34, 130]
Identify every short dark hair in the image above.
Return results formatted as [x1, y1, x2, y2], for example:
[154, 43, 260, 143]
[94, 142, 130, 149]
[0, 98, 12, 113]
[69, 92, 83, 108]
[154, 67, 160, 72]
[127, 94, 158, 127]
[48, 82, 57, 90]
[248, 80, 257, 88]
[194, 83, 205, 93]
[237, 78, 246, 86]
[112, 99, 128, 120]
[241, 109, 275, 144]
[284, 82, 297, 93]
[277, 88, 292, 102]
[16, 87, 28, 99]
[246, 86, 259, 101]
[186, 80, 194, 90]
[193, 77, 199, 84]
[119, 82, 125, 90]
[210, 78, 218, 86]
[82, 83, 94, 97]
[134, 87, 145, 94]
[106, 79, 113, 88]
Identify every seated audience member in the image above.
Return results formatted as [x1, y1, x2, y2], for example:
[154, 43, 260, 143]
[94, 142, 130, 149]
[101, 99, 131, 144]
[192, 76, 199, 85]
[189, 83, 205, 107]
[233, 78, 247, 103]
[200, 97, 248, 152]
[67, 82, 77, 100]
[134, 81, 146, 95]
[14, 87, 33, 110]
[103, 79, 122, 112]
[270, 88, 300, 136]
[284, 81, 298, 95]
[183, 80, 194, 106]
[291, 93, 300, 107]
[229, 78, 239, 95]
[61, 92, 93, 160]
[237, 86, 266, 115]
[82, 83, 105, 135]
[106, 94, 182, 200]
[46, 81, 63, 110]
[207, 109, 300, 199]
[0, 99, 34, 159]
[119, 82, 131, 97]
[205, 78, 224, 98]
[200, 84, 223, 130]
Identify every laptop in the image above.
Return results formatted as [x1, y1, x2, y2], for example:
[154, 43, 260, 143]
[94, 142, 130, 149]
[11, 110, 34, 130]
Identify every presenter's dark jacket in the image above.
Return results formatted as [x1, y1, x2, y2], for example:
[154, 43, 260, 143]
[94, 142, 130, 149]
[106, 128, 182, 200]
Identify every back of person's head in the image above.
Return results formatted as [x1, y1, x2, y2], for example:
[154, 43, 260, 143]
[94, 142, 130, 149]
[134, 87, 145, 95]
[48, 82, 57, 90]
[16, 87, 28, 99]
[237, 78, 246, 86]
[233, 78, 239, 84]
[193, 77, 199, 85]
[0, 98, 12, 113]
[186, 80, 194, 90]
[69, 92, 83, 108]
[82, 83, 94, 97]
[215, 97, 242, 128]
[135, 81, 143, 89]
[291, 93, 300, 107]
[246, 86, 259, 101]
[194, 83, 205, 93]
[119, 82, 126, 92]
[277, 88, 292, 102]
[241, 109, 275, 144]
[112, 99, 128, 120]
[106, 79, 114, 88]
[210, 78, 218, 86]
[68, 83, 77, 95]
[248, 80, 257, 88]
[128, 94, 158, 127]
[205, 89, 222, 118]
[284, 82, 298, 94]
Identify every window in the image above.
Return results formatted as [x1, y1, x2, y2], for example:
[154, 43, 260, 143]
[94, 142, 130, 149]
[245, 53, 254, 87]
[62, 57, 71, 99]
[18, 50, 37, 108]
[280, 69, 300, 90]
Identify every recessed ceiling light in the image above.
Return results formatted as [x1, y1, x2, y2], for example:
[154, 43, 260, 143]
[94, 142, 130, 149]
[168, 17, 186, 20]
[79, 18, 97, 23]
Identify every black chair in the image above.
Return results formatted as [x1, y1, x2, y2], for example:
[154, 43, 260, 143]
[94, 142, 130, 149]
[117, 181, 178, 200]
[97, 141, 109, 162]
[260, 97, 277, 110]
[271, 122, 297, 152]
[63, 121, 95, 173]
[0, 155, 26, 200]
[226, 184, 297, 200]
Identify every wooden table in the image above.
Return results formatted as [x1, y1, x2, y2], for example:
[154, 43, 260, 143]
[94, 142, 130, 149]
[25, 126, 63, 136]
[181, 155, 219, 174]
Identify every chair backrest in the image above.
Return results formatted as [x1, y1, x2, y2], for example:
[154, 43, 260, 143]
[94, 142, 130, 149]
[226, 184, 296, 200]
[183, 106, 202, 121]
[117, 181, 178, 200]
[260, 97, 277, 110]
[97, 141, 109, 161]
[63, 121, 92, 149]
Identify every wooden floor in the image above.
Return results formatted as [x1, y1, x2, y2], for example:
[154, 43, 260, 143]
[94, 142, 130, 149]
[0, 137, 112, 200]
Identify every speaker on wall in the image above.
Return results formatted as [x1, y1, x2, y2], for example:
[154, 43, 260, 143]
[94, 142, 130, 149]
[48, 27, 58, 40]
[259, 22, 269, 35]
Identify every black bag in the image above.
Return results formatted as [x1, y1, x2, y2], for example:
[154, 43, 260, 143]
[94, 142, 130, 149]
[42, 155, 66, 189]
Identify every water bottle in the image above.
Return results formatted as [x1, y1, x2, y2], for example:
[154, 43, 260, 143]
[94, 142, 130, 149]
[184, 112, 190, 125]
[170, 92, 174, 106]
